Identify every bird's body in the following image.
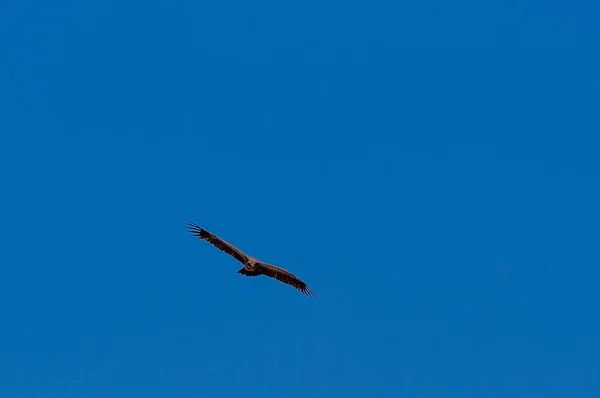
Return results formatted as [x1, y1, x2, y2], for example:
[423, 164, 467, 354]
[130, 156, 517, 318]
[187, 221, 315, 297]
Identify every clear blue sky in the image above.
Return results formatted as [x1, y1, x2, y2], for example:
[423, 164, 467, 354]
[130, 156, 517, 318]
[1, 1, 599, 397]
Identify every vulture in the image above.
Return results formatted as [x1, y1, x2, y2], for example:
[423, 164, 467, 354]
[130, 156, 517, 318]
[187, 221, 315, 297]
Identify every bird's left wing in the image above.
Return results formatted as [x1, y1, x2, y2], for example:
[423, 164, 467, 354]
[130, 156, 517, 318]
[187, 221, 248, 265]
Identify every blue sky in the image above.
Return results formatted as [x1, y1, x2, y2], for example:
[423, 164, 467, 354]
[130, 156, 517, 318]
[1, 1, 599, 397]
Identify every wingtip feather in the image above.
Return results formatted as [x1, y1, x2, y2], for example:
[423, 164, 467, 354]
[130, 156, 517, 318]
[302, 285, 316, 298]
[187, 221, 204, 236]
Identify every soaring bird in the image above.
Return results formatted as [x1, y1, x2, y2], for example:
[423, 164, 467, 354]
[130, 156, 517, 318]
[187, 221, 315, 297]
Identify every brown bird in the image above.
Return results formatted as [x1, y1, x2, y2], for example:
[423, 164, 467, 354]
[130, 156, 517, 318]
[187, 221, 315, 297]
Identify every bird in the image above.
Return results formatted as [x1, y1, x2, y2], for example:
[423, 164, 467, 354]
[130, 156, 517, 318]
[187, 221, 315, 297]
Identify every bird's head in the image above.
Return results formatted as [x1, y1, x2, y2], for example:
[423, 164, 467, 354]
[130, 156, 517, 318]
[246, 259, 257, 267]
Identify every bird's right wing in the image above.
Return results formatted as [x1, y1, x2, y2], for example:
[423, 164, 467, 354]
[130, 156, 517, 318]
[187, 221, 248, 265]
[255, 262, 316, 298]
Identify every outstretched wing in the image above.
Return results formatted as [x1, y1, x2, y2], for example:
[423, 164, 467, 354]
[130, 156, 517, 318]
[187, 221, 248, 265]
[255, 262, 315, 298]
